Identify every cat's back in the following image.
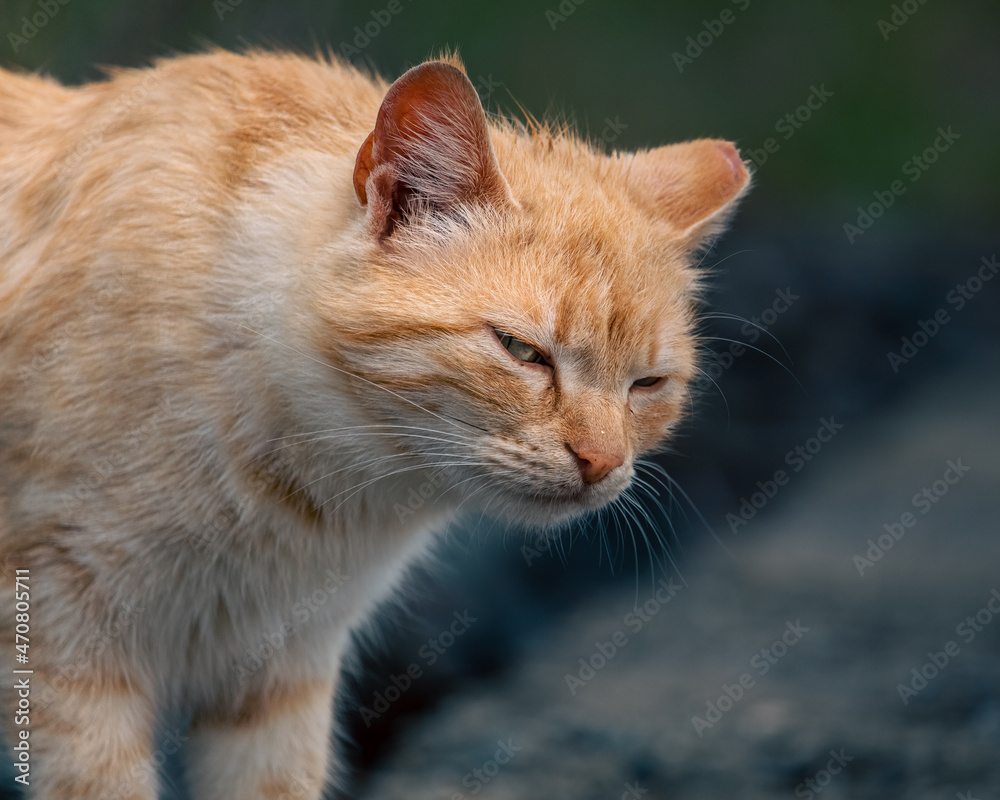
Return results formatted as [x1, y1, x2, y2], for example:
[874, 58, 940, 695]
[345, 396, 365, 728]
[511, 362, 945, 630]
[0, 52, 384, 312]
[0, 68, 75, 133]
[0, 68, 83, 276]
[0, 50, 384, 165]
[0, 52, 387, 486]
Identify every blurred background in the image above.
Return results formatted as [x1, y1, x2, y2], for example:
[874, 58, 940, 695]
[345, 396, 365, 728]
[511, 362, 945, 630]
[2, 1, 998, 798]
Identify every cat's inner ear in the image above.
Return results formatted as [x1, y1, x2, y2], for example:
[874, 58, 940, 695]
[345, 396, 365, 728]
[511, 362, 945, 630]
[353, 61, 515, 238]
[626, 139, 751, 250]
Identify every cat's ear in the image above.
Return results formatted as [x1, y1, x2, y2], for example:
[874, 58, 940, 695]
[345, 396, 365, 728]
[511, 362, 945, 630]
[626, 139, 751, 251]
[353, 61, 515, 238]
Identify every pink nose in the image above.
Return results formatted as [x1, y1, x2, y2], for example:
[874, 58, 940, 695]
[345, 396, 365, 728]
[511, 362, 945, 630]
[567, 443, 625, 484]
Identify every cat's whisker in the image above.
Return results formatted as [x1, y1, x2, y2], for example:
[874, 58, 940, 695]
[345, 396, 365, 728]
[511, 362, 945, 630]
[639, 463, 737, 561]
[618, 489, 664, 593]
[696, 312, 792, 357]
[339, 432, 479, 450]
[264, 422, 479, 445]
[438, 470, 502, 513]
[623, 464, 690, 577]
[445, 473, 500, 518]
[605, 492, 642, 605]
[250, 429, 477, 466]
[624, 500, 644, 607]
[621, 485, 659, 536]
[692, 365, 731, 422]
[236, 323, 489, 434]
[630, 473, 660, 499]
[247, 431, 480, 494]
[631, 471, 686, 556]
[593, 507, 608, 569]
[553, 526, 569, 569]
[622, 484, 685, 584]
[635, 458, 671, 481]
[275, 445, 484, 510]
[596, 509, 616, 574]
[611, 503, 626, 567]
[477, 481, 516, 539]
[695, 246, 753, 273]
[324, 461, 495, 514]
[699, 335, 804, 392]
[634, 462, 693, 531]
[606, 500, 626, 573]
[422, 472, 498, 550]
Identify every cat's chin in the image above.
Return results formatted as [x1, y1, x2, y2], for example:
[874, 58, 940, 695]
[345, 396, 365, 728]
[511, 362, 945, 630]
[486, 482, 627, 532]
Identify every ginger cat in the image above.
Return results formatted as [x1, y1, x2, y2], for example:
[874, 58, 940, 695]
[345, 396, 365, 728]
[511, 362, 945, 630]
[0, 50, 750, 798]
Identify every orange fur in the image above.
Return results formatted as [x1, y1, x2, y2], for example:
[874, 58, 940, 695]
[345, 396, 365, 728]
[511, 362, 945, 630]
[0, 49, 749, 797]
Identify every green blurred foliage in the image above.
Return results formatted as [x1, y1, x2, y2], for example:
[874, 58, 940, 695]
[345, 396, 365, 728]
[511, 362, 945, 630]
[2, 0, 997, 232]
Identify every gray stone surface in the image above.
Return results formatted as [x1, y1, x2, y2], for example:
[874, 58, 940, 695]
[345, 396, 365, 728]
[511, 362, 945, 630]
[356, 356, 1000, 800]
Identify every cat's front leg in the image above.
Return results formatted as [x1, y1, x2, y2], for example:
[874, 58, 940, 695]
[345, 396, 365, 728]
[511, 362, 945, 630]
[186, 675, 338, 800]
[1, 667, 160, 799]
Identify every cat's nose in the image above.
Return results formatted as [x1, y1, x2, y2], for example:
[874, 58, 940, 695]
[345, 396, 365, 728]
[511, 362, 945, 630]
[567, 442, 625, 484]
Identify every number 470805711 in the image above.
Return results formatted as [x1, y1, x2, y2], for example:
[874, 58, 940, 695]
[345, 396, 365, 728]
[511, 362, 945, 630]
[14, 570, 29, 663]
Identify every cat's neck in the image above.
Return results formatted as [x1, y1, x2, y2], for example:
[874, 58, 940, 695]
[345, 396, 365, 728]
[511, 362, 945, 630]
[197, 127, 467, 549]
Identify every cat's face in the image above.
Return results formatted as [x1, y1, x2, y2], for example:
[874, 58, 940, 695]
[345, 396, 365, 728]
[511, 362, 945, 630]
[318, 61, 749, 529]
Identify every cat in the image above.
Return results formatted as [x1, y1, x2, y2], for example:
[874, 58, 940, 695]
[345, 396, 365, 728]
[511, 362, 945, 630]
[0, 49, 750, 799]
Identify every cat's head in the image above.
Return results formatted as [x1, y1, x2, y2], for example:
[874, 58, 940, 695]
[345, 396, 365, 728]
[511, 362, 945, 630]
[317, 59, 750, 529]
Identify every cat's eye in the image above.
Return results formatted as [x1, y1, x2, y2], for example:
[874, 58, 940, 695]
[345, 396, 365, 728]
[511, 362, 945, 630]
[632, 376, 664, 389]
[494, 329, 548, 366]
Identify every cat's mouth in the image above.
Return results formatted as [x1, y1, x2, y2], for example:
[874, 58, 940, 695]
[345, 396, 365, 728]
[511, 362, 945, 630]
[506, 473, 631, 526]
[438, 450, 634, 528]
